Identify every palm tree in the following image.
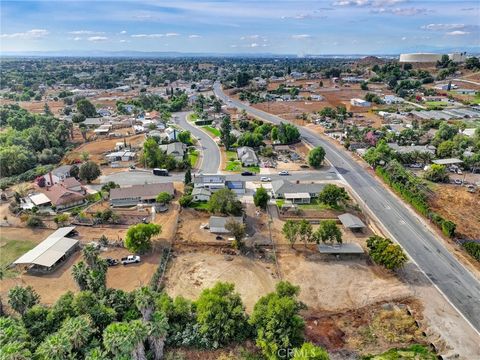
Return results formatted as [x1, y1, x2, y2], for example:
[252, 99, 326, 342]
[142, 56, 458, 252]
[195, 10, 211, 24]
[134, 287, 155, 321]
[148, 311, 169, 360]
[82, 244, 100, 269]
[71, 261, 89, 291]
[7, 285, 40, 316]
[35, 333, 72, 360]
[60, 315, 94, 350]
[103, 320, 148, 360]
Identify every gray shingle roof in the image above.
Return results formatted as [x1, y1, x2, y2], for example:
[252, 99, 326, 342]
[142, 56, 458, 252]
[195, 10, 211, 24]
[272, 180, 325, 195]
[338, 213, 366, 229]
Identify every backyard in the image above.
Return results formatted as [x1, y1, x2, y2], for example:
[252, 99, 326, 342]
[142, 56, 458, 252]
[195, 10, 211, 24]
[224, 150, 260, 173]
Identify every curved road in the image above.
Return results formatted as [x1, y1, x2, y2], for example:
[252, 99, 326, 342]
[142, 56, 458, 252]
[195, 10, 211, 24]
[173, 111, 220, 174]
[214, 83, 480, 334]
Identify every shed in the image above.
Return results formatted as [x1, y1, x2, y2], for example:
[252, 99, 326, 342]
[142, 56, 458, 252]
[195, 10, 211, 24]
[317, 243, 364, 254]
[208, 216, 243, 233]
[284, 192, 311, 204]
[338, 213, 366, 232]
[13, 227, 79, 272]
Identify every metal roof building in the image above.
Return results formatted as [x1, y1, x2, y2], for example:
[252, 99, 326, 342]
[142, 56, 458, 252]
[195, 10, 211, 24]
[338, 213, 366, 231]
[13, 227, 79, 271]
[317, 243, 364, 254]
[432, 158, 463, 166]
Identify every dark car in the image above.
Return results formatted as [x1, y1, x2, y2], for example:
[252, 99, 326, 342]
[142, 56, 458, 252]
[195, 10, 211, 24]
[241, 171, 254, 176]
[106, 258, 119, 266]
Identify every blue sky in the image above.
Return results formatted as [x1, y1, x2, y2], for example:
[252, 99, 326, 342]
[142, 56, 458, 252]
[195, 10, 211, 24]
[1, 0, 479, 54]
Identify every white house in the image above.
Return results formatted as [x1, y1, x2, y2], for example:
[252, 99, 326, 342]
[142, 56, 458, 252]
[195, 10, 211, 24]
[383, 95, 404, 105]
[350, 98, 371, 107]
[237, 146, 259, 167]
[192, 188, 211, 202]
[43, 165, 72, 187]
[164, 127, 179, 141]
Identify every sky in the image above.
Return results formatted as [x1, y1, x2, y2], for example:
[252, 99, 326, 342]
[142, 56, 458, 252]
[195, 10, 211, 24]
[1, 0, 479, 55]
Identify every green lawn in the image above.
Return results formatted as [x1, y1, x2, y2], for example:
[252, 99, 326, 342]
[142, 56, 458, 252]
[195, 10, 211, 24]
[191, 201, 209, 210]
[425, 101, 448, 107]
[226, 150, 237, 161]
[202, 126, 221, 137]
[224, 160, 260, 173]
[0, 237, 37, 278]
[188, 150, 199, 167]
[276, 199, 285, 208]
[297, 198, 334, 210]
[187, 113, 198, 122]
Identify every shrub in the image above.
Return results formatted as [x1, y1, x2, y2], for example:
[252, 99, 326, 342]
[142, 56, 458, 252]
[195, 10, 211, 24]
[463, 241, 480, 261]
[441, 220, 456, 238]
[366, 235, 407, 270]
[26, 215, 44, 228]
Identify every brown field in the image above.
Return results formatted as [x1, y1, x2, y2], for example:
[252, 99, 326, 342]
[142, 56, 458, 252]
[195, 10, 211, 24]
[164, 248, 278, 312]
[429, 184, 480, 239]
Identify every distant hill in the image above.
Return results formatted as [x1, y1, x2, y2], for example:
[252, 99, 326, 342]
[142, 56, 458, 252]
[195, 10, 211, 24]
[356, 56, 386, 66]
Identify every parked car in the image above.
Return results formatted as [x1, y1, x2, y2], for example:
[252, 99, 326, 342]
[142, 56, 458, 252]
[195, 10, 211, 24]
[241, 171, 254, 176]
[260, 176, 271, 182]
[106, 258, 119, 266]
[454, 179, 463, 185]
[278, 171, 290, 176]
[121, 255, 141, 265]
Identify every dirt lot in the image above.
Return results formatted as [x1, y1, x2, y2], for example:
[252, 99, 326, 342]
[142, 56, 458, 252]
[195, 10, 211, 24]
[64, 133, 145, 164]
[0, 247, 160, 305]
[429, 184, 480, 239]
[164, 248, 278, 312]
[277, 252, 411, 312]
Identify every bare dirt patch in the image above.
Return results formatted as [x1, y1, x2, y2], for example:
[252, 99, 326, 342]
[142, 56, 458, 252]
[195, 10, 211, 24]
[164, 249, 277, 312]
[277, 252, 412, 312]
[429, 184, 480, 239]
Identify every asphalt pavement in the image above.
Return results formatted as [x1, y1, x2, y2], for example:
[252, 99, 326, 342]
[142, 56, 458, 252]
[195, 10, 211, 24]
[173, 111, 221, 174]
[213, 82, 480, 334]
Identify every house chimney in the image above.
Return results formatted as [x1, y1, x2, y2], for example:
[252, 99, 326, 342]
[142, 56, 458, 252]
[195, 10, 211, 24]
[48, 172, 53, 188]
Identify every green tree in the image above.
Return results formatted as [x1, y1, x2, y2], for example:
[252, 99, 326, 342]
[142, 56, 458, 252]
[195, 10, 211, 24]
[35, 333, 72, 360]
[225, 219, 246, 249]
[76, 99, 97, 117]
[282, 220, 299, 248]
[124, 223, 162, 254]
[8, 285, 40, 316]
[72, 261, 90, 291]
[220, 115, 233, 150]
[424, 164, 449, 183]
[436, 140, 455, 158]
[59, 315, 95, 351]
[179, 194, 193, 207]
[177, 131, 191, 145]
[298, 219, 313, 248]
[79, 161, 101, 183]
[253, 187, 270, 209]
[308, 146, 326, 168]
[313, 220, 342, 244]
[293, 342, 330, 360]
[366, 236, 407, 270]
[195, 282, 249, 347]
[207, 188, 243, 216]
[318, 184, 350, 208]
[156, 192, 172, 205]
[249, 281, 304, 359]
[184, 168, 192, 185]
[53, 213, 69, 227]
[103, 320, 149, 360]
[22, 305, 53, 345]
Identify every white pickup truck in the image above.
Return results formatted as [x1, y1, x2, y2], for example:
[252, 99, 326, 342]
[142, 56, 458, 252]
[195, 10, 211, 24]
[121, 255, 141, 265]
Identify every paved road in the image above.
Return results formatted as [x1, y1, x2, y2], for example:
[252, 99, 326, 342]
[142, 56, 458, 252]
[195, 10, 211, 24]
[214, 83, 480, 333]
[99, 168, 338, 188]
[173, 111, 221, 174]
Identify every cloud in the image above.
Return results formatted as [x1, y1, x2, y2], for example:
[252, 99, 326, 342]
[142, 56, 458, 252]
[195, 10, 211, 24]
[250, 43, 259, 47]
[446, 31, 470, 36]
[401, 36, 407, 40]
[371, 7, 429, 16]
[120, 30, 127, 34]
[165, 32, 179, 37]
[87, 36, 108, 42]
[188, 34, 201, 38]
[240, 35, 260, 40]
[69, 30, 104, 35]
[333, 0, 406, 6]
[131, 33, 164, 38]
[291, 34, 311, 39]
[0, 29, 49, 39]
[73, 37, 82, 41]
[421, 24, 465, 31]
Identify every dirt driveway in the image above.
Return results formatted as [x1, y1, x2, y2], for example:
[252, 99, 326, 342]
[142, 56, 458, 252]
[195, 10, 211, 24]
[164, 249, 277, 312]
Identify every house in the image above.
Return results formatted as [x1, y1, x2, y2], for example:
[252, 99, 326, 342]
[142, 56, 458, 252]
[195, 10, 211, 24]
[225, 180, 246, 195]
[159, 142, 186, 161]
[21, 193, 52, 210]
[45, 181, 86, 210]
[83, 118, 104, 127]
[208, 216, 244, 234]
[388, 143, 435, 155]
[462, 128, 477, 137]
[383, 95, 404, 105]
[237, 146, 259, 166]
[193, 174, 226, 192]
[271, 180, 326, 204]
[94, 124, 111, 135]
[350, 98, 371, 107]
[165, 127, 179, 141]
[43, 165, 72, 187]
[105, 150, 136, 163]
[97, 109, 112, 117]
[110, 182, 175, 207]
[455, 89, 477, 95]
[13, 227, 80, 273]
[192, 188, 211, 202]
[60, 177, 86, 194]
